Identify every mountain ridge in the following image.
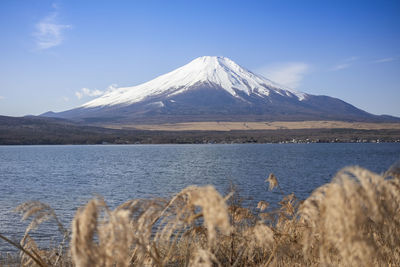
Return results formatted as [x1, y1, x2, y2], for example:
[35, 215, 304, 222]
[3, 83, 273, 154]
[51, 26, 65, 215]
[81, 56, 307, 108]
[42, 56, 400, 123]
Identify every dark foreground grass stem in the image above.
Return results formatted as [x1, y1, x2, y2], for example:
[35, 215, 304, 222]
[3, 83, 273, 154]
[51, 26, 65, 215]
[0, 233, 47, 267]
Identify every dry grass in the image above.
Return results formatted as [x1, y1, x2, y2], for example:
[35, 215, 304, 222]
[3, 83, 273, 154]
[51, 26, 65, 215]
[1, 162, 400, 266]
[105, 121, 400, 131]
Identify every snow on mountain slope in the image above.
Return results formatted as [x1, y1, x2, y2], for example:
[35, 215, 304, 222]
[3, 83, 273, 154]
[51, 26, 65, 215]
[82, 56, 307, 108]
[42, 56, 400, 123]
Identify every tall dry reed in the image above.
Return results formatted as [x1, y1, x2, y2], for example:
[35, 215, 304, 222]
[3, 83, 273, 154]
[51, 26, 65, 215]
[0, 162, 399, 266]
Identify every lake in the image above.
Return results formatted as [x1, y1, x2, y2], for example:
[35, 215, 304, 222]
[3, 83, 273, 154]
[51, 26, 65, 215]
[0, 143, 399, 252]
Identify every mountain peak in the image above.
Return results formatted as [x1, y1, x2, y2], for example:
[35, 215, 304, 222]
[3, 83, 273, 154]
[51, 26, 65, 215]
[189, 55, 234, 66]
[81, 56, 307, 108]
[44, 56, 399, 123]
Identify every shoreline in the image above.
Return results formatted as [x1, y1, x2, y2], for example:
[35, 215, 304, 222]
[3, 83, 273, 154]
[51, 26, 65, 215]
[1, 128, 399, 145]
[1, 116, 399, 145]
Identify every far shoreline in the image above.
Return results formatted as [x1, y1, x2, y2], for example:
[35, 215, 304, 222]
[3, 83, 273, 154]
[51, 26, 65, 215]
[1, 115, 399, 145]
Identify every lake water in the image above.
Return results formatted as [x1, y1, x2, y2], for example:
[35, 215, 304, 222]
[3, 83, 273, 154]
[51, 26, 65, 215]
[0, 143, 399, 252]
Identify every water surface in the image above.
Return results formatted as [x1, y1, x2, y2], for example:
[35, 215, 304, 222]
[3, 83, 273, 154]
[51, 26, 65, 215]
[0, 143, 399, 252]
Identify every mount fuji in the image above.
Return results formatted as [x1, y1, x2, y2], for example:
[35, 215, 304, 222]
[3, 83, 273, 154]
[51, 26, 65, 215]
[43, 56, 398, 124]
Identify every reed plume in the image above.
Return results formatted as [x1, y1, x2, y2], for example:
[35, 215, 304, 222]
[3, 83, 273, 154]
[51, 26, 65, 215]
[299, 164, 400, 265]
[1, 162, 399, 266]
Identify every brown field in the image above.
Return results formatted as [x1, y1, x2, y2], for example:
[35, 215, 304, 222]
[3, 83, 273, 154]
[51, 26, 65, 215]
[105, 120, 400, 131]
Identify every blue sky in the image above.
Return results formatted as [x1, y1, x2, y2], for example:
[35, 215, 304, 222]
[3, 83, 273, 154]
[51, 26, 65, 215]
[0, 0, 399, 117]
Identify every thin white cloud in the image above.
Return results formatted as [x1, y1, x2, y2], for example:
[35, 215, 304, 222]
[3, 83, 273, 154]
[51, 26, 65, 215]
[331, 63, 351, 71]
[105, 84, 118, 92]
[75, 84, 118, 99]
[344, 56, 358, 62]
[33, 7, 71, 50]
[256, 62, 310, 88]
[0, 96, 4, 100]
[75, 88, 103, 99]
[75, 91, 83, 99]
[62, 96, 69, 102]
[373, 57, 397, 63]
[330, 56, 358, 71]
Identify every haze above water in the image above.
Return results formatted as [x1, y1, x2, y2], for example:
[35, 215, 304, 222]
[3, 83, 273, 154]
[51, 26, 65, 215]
[0, 143, 399, 252]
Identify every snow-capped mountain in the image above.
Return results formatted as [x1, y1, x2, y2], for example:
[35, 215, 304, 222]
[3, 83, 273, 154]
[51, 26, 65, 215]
[43, 56, 398, 124]
[82, 56, 307, 108]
